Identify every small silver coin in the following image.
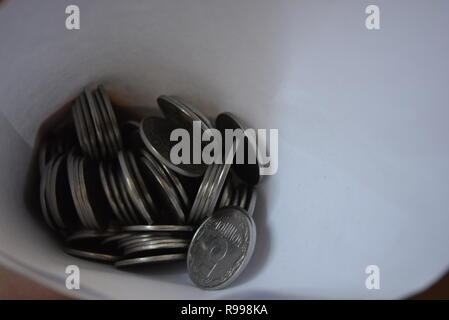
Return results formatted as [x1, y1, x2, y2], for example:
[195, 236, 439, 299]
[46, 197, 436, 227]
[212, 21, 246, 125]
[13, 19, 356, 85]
[187, 207, 256, 290]
[123, 239, 190, 256]
[47, 155, 67, 229]
[157, 95, 211, 130]
[101, 232, 133, 246]
[67, 153, 89, 228]
[188, 164, 216, 224]
[117, 170, 142, 224]
[79, 91, 101, 159]
[245, 186, 257, 217]
[231, 184, 241, 207]
[139, 150, 185, 224]
[194, 164, 221, 224]
[118, 234, 189, 250]
[238, 184, 248, 209]
[217, 177, 232, 209]
[76, 158, 97, 229]
[158, 159, 191, 210]
[99, 162, 124, 224]
[216, 112, 262, 185]
[72, 97, 93, 158]
[139, 116, 206, 177]
[97, 85, 123, 150]
[64, 247, 120, 263]
[118, 151, 154, 224]
[48, 154, 78, 230]
[85, 89, 108, 158]
[127, 151, 159, 221]
[66, 229, 115, 244]
[122, 225, 193, 232]
[115, 253, 187, 268]
[40, 159, 57, 230]
[201, 162, 232, 220]
[106, 163, 132, 224]
[94, 89, 118, 156]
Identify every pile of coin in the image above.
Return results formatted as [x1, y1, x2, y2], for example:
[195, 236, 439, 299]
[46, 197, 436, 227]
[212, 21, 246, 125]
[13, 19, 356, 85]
[37, 85, 262, 289]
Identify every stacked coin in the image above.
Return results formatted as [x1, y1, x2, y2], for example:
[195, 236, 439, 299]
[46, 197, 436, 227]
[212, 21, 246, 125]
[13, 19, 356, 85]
[36, 86, 262, 289]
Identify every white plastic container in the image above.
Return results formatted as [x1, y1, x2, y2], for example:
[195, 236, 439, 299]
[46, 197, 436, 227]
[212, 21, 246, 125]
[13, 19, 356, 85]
[1, 1, 449, 299]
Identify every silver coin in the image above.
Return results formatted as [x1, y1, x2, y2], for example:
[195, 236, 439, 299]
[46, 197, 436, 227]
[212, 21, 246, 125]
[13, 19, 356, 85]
[158, 159, 191, 210]
[115, 253, 187, 268]
[195, 164, 221, 223]
[72, 97, 93, 158]
[165, 95, 213, 129]
[201, 162, 232, 220]
[105, 163, 131, 224]
[67, 153, 89, 228]
[99, 162, 124, 224]
[76, 158, 97, 228]
[85, 89, 108, 158]
[188, 164, 216, 224]
[66, 229, 115, 244]
[122, 225, 193, 232]
[216, 112, 262, 185]
[79, 91, 101, 159]
[40, 159, 57, 230]
[245, 186, 257, 217]
[46, 155, 66, 229]
[64, 247, 120, 263]
[231, 185, 241, 207]
[78, 158, 108, 229]
[97, 85, 123, 150]
[217, 177, 232, 209]
[116, 170, 142, 225]
[238, 184, 248, 209]
[118, 151, 154, 224]
[101, 232, 133, 246]
[123, 240, 189, 256]
[127, 151, 159, 221]
[118, 234, 189, 250]
[139, 150, 185, 224]
[139, 116, 206, 177]
[47, 154, 73, 229]
[94, 88, 119, 155]
[157, 95, 211, 130]
[187, 207, 256, 290]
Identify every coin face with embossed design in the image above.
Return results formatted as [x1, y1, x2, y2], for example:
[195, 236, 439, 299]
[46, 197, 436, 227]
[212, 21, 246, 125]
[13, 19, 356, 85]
[187, 206, 256, 289]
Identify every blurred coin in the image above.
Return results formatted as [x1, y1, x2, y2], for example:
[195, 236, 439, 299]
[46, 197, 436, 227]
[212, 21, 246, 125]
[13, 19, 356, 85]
[123, 239, 190, 256]
[118, 151, 154, 224]
[99, 162, 124, 224]
[216, 112, 262, 185]
[94, 89, 118, 156]
[40, 159, 57, 230]
[139, 150, 185, 224]
[115, 253, 187, 268]
[122, 225, 193, 232]
[97, 85, 123, 150]
[157, 95, 211, 130]
[140, 116, 206, 177]
[245, 186, 257, 217]
[64, 247, 120, 263]
[72, 97, 93, 158]
[85, 89, 108, 158]
[79, 91, 101, 159]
